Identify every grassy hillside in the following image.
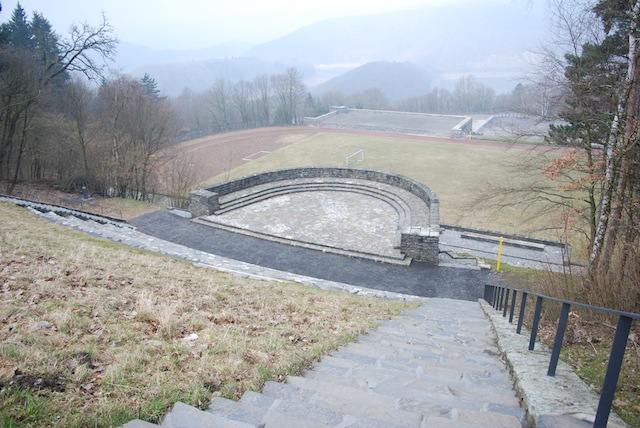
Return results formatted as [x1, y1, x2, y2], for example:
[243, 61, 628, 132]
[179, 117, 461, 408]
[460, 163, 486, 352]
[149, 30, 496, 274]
[0, 202, 416, 427]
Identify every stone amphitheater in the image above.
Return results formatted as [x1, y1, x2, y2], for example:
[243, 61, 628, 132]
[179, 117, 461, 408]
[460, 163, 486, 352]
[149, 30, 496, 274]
[190, 168, 441, 266]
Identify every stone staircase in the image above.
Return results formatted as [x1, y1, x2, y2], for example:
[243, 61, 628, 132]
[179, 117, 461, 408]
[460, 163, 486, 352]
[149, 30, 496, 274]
[122, 298, 530, 428]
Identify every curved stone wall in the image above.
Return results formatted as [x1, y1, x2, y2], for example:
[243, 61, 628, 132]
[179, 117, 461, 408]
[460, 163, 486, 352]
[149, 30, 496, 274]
[189, 167, 441, 264]
[190, 167, 439, 228]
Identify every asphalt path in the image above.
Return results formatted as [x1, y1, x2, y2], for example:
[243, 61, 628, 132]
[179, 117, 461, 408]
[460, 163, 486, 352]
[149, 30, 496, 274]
[131, 210, 501, 301]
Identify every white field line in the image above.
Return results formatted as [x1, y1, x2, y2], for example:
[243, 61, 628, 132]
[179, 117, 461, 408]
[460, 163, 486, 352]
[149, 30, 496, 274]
[242, 151, 271, 161]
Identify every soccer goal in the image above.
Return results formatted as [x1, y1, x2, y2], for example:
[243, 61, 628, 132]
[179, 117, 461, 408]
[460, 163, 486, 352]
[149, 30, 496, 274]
[345, 149, 364, 167]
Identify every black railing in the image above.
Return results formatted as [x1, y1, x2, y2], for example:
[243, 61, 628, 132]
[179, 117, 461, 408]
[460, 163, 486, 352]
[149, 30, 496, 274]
[484, 284, 639, 428]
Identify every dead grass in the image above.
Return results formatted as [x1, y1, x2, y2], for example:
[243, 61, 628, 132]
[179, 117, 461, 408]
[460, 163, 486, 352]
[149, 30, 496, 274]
[7, 182, 164, 221]
[0, 202, 418, 427]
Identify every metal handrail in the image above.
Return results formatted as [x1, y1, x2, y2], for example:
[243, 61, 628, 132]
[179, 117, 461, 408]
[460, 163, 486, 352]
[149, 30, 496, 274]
[484, 284, 640, 428]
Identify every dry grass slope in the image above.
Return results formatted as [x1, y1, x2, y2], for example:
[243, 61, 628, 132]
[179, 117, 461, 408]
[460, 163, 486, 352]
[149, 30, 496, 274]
[0, 202, 417, 427]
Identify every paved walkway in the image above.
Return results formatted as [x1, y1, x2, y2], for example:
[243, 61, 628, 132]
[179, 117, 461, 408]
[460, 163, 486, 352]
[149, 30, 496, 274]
[132, 210, 496, 301]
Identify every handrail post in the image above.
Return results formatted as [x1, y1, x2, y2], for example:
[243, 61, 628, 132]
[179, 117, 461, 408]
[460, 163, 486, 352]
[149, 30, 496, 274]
[484, 285, 493, 303]
[517, 292, 528, 334]
[509, 290, 517, 323]
[529, 296, 544, 351]
[593, 315, 633, 428]
[548, 302, 571, 376]
[503, 289, 511, 317]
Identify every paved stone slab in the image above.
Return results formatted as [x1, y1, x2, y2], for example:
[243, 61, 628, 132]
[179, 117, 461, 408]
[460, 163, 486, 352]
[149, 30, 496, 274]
[207, 397, 266, 426]
[159, 402, 254, 428]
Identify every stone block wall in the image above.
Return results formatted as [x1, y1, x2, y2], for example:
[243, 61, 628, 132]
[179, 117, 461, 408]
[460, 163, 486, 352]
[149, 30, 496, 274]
[400, 227, 440, 265]
[188, 189, 219, 217]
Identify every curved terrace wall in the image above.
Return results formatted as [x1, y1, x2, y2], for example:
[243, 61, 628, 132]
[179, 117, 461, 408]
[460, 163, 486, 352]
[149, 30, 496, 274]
[190, 167, 439, 228]
[189, 167, 441, 264]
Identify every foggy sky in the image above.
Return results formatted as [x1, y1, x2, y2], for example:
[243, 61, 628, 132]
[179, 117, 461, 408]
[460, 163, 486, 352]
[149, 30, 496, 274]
[1, 0, 517, 50]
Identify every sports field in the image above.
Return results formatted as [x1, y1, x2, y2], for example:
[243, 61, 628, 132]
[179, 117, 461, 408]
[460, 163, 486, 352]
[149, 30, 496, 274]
[173, 126, 565, 241]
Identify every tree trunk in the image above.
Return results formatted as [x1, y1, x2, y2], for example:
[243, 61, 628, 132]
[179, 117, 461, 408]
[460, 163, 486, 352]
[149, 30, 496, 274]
[601, 2, 640, 265]
[590, 110, 620, 266]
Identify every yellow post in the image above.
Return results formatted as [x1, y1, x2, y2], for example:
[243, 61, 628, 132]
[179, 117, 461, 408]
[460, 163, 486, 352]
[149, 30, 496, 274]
[497, 236, 504, 272]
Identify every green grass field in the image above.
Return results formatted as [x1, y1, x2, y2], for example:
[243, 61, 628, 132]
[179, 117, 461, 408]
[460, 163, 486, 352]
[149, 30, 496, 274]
[201, 131, 564, 242]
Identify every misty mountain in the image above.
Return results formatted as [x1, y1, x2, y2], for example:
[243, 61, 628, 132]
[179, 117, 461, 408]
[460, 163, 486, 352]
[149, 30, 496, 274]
[119, 1, 546, 98]
[311, 61, 431, 103]
[115, 41, 252, 71]
[242, 1, 545, 88]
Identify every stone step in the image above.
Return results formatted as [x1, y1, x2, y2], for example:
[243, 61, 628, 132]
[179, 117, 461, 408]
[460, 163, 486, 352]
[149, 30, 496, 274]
[370, 324, 498, 349]
[331, 341, 507, 375]
[206, 396, 268, 426]
[284, 375, 524, 427]
[461, 231, 546, 251]
[120, 420, 159, 428]
[268, 376, 425, 426]
[239, 390, 410, 428]
[160, 402, 255, 428]
[216, 181, 420, 226]
[208, 392, 347, 428]
[307, 357, 517, 403]
[121, 402, 254, 428]
[354, 332, 499, 361]
[217, 181, 393, 204]
[302, 367, 522, 414]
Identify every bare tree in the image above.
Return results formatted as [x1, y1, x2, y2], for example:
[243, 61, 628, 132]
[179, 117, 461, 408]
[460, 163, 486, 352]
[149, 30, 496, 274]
[64, 76, 98, 179]
[208, 79, 232, 132]
[96, 74, 177, 200]
[231, 80, 254, 129]
[271, 67, 306, 125]
[348, 88, 390, 110]
[252, 74, 271, 126]
[162, 151, 204, 208]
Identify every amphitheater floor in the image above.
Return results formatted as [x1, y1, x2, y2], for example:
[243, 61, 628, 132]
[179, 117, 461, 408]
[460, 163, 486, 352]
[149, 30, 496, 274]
[198, 191, 406, 262]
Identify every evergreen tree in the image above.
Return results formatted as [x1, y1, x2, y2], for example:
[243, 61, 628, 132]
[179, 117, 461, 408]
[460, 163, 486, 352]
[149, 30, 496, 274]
[6, 3, 31, 49]
[140, 73, 161, 99]
[30, 12, 61, 74]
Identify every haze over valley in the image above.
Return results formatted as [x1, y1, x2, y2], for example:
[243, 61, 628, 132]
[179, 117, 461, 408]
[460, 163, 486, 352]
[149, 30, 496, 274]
[114, 1, 546, 100]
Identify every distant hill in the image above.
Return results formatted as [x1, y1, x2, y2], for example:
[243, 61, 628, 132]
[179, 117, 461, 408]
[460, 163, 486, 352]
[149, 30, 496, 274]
[242, 1, 545, 91]
[310, 61, 432, 103]
[118, 1, 546, 97]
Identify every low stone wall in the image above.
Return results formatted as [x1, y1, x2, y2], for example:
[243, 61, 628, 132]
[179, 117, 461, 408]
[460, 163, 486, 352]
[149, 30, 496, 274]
[189, 167, 441, 264]
[400, 227, 440, 265]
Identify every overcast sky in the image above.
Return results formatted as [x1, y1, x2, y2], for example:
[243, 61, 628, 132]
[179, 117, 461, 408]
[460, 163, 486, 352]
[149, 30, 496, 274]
[1, 0, 521, 51]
